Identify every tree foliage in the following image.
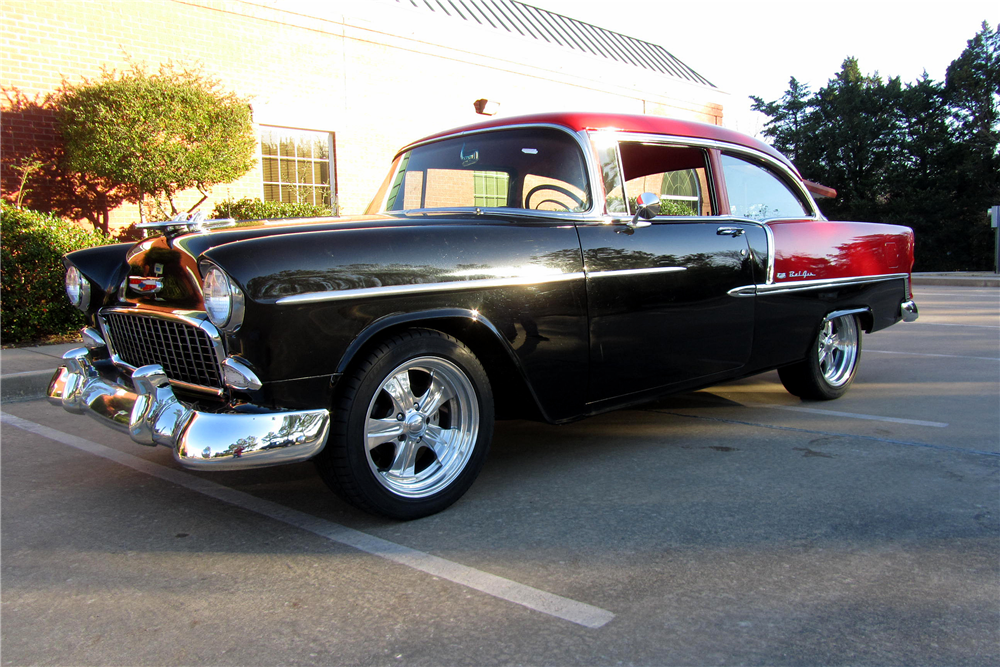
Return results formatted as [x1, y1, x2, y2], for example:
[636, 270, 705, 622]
[56, 63, 256, 222]
[751, 23, 1000, 271]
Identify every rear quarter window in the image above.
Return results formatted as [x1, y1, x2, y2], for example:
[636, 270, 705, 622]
[721, 154, 811, 221]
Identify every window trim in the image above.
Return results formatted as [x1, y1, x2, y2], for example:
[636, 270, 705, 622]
[370, 124, 598, 219]
[585, 131, 821, 223]
[719, 151, 814, 222]
[616, 142, 716, 217]
[259, 125, 337, 209]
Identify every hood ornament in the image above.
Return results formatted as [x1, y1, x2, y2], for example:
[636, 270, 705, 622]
[136, 211, 236, 238]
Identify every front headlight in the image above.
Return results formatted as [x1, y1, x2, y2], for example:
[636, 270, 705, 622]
[201, 264, 244, 331]
[65, 265, 90, 310]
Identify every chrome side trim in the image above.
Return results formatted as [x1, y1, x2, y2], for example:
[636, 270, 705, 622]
[587, 267, 687, 279]
[727, 285, 757, 297]
[754, 273, 909, 295]
[761, 223, 776, 284]
[274, 272, 586, 305]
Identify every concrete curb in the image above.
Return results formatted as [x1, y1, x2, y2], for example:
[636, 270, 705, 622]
[1, 370, 56, 402]
[1, 342, 79, 403]
[911, 275, 1000, 287]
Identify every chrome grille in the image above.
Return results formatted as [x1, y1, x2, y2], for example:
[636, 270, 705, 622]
[103, 312, 222, 389]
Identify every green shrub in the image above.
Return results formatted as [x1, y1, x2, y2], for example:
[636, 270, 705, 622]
[212, 197, 335, 221]
[1, 202, 113, 345]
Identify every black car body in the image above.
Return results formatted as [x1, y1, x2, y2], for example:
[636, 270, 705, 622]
[49, 112, 918, 518]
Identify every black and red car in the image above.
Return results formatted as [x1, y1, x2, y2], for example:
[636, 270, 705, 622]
[49, 112, 918, 519]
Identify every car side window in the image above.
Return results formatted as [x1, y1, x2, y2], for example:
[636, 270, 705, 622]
[721, 154, 810, 221]
[618, 143, 714, 216]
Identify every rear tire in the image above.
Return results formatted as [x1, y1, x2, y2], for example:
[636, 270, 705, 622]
[778, 314, 862, 401]
[316, 329, 493, 520]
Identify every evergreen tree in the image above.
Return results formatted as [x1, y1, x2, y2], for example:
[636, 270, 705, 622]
[751, 24, 1000, 271]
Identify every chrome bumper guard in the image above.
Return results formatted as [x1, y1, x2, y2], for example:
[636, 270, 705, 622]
[47, 348, 330, 471]
[901, 300, 919, 322]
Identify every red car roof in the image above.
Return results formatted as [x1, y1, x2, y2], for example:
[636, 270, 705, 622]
[404, 111, 796, 173]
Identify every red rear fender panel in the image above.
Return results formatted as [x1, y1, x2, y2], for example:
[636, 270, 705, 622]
[768, 220, 915, 286]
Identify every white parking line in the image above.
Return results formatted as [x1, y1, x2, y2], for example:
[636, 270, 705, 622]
[913, 291, 999, 297]
[866, 349, 1000, 362]
[1, 412, 615, 630]
[907, 322, 1000, 329]
[744, 403, 948, 428]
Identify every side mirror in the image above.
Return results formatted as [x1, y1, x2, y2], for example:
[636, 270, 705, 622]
[629, 192, 660, 229]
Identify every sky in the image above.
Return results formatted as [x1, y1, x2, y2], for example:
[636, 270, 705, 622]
[532, 0, 996, 136]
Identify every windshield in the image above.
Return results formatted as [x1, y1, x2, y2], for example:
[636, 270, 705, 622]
[366, 128, 592, 215]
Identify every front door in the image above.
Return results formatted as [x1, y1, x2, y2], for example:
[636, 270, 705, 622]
[580, 220, 755, 402]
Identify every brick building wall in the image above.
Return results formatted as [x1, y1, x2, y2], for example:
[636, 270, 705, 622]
[1, 0, 724, 230]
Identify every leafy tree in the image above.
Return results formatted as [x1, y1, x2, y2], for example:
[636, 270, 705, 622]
[751, 24, 1000, 271]
[0, 88, 130, 234]
[56, 63, 256, 223]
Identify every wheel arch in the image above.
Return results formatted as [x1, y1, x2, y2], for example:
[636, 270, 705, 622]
[334, 308, 546, 422]
[825, 306, 873, 333]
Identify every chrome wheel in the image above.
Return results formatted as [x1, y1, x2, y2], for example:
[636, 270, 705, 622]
[364, 356, 480, 498]
[778, 313, 862, 401]
[317, 329, 493, 519]
[817, 314, 859, 388]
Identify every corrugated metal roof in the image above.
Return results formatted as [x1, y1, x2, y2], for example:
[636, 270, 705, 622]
[395, 0, 716, 88]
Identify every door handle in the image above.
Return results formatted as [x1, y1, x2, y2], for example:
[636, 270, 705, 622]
[717, 226, 745, 237]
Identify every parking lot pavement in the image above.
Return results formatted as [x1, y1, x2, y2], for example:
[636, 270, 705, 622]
[2, 285, 998, 666]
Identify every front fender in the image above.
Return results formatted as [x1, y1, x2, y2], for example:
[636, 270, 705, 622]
[201, 220, 590, 421]
[334, 308, 508, 375]
[334, 307, 555, 421]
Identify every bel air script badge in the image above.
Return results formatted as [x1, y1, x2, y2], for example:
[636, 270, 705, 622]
[128, 276, 163, 294]
[777, 270, 817, 279]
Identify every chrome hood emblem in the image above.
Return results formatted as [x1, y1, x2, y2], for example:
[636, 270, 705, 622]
[128, 276, 164, 294]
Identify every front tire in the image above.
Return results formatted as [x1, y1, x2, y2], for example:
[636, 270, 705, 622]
[316, 329, 494, 520]
[778, 314, 861, 400]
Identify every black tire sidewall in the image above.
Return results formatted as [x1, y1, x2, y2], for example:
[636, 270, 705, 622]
[779, 315, 862, 401]
[806, 315, 862, 400]
[336, 330, 494, 519]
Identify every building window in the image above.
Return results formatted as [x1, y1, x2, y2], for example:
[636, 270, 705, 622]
[659, 169, 701, 215]
[260, 127, 335, 208]
[473, 171, 509, 207]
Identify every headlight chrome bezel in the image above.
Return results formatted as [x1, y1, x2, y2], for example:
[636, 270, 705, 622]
[201, 263, 245, 332]
[65, 265, 91, 311]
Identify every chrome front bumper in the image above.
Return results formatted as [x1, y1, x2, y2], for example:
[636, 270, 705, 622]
[47, 348, 330, 470]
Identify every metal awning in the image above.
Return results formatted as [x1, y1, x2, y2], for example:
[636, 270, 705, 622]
[396, 0, 716, 88]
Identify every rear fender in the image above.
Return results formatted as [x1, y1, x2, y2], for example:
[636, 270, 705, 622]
[768, 220, 915, 287]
